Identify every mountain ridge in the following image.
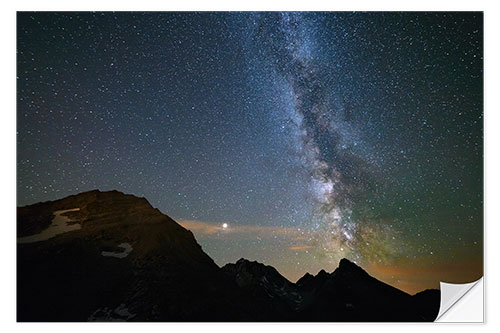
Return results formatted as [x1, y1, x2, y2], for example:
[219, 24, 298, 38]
[17, 189, 440, 322]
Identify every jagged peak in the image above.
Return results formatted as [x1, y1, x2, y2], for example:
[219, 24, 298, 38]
[233, 258, 274, 269]
[334, 258, 370, 278]
[296, 272, 314, 285]
[316, 269, 329, 277]
[339, 258, 358, 268]
[236, 258, 253, 264]
[224, 258, 292, 281]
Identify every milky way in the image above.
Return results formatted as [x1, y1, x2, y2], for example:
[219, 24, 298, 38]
[246, 13, 391, 264]
[17, 12, 483, 292]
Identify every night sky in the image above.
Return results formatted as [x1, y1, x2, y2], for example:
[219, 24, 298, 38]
[17, 12, 483, 294]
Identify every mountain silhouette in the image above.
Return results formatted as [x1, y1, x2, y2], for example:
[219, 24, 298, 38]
[295, 258, 438, 321]
[17, 190, 440, 322]
[222, 258, 302, 318]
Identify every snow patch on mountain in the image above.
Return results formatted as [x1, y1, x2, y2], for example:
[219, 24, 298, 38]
[17, 208, 81, 243]
[101, 243, 133, 258]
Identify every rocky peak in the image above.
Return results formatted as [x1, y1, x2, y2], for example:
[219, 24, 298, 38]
[316, 269, 329, 277]
[222, 258, 292, 289]
[333, 258, 370, 278]
[18, 190, 263, 321]
[17, 190, 216, 267]
[296, 272, 314, 286]
[222, 258, 302, 315]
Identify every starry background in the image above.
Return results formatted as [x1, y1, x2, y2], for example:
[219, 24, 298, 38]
[17, 12, 483, 294]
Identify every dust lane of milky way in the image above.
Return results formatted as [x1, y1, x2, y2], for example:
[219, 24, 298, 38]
[17, 12, 483, 294]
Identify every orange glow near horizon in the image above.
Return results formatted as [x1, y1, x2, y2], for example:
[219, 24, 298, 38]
[364, 257, 483, 294]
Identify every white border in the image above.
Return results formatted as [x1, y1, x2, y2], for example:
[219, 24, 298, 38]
[2, 1, 498, 332]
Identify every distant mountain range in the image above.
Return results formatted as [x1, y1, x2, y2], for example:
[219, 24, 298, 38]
[17, 190, 440, 322]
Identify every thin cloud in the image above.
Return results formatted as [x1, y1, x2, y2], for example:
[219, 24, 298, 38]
[177, 219, 300, 237]
[289, 245, 313, 251]
[177, 220, 222, 235]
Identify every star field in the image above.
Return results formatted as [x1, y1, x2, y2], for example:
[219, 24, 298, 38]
[17, 12, 483, 293]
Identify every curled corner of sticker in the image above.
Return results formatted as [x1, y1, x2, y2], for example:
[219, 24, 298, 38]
[435, 277, 484, 322]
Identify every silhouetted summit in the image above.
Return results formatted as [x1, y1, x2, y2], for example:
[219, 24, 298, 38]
[222, 258, 301, 317]
[17, 190, 440, 322]
[17, 190, 274, 321]
[338, 258, 365, 272]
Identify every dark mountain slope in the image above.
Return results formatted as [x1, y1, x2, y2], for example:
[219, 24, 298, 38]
[17, 190, 440, 322]
[17, 190, 277, 321]
[292, 258, 439, 321]
[222, 258, 302, 317]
